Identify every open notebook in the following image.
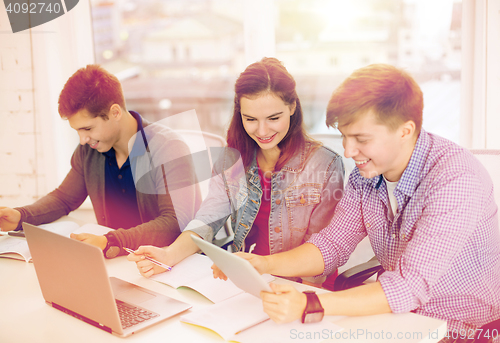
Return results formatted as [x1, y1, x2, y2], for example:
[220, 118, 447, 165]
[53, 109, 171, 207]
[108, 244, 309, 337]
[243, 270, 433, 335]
[0, 221, 112, 262]
[151, 253, 274, 303]
[179, 236, 343, 341]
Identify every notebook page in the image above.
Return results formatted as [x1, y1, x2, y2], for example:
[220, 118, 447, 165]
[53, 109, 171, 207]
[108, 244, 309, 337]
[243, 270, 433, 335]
[0, 221, 82, 263]
[151, 253, 213, 288]
[0, 237, 32, 262]
[180, 292, 269, 341]
[183, 274, 243, 303]
[233, 318, 344, 343]
[71, 223, 113, 236]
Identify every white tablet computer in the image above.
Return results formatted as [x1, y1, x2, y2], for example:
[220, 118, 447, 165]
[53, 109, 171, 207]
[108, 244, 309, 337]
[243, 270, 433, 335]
[191, 235, 273, 298]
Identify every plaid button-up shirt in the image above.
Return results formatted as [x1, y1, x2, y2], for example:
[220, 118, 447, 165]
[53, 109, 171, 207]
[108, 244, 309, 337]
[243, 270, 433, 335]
[309, 130, 500, 332]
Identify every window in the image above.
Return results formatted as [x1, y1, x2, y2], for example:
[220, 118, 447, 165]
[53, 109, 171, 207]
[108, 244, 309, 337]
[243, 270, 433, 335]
[89, 0, 461, 142]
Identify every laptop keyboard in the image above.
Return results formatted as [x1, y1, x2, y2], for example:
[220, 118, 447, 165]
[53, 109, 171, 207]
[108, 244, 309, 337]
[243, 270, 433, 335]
[116, 299, 159, 329]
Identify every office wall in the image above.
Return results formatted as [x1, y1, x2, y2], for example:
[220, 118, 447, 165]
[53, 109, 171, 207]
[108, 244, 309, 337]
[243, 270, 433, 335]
[0, 1, 94, 208]
[485, 0, 500, 148]
[0, 9, 38, 207]
[461, 0, 500, 149]
[1, 1, 499, 209]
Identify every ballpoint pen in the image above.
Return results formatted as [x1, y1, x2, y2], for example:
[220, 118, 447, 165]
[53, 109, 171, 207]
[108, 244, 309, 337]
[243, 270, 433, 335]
[248, 243, 257, 254]
[8, 231, 25, 237]
[123, 247, 172, 271]
[0, 231, 25, 237]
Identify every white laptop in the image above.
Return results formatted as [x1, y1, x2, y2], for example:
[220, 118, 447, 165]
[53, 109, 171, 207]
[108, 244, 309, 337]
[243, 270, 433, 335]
[23, 223, 192, 337]
[191, 235, 273, 298]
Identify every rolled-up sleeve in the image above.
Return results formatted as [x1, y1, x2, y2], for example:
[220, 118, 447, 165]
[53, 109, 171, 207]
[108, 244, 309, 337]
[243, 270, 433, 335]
[308, 175, 367, 277]
[379, 171, 484, 313]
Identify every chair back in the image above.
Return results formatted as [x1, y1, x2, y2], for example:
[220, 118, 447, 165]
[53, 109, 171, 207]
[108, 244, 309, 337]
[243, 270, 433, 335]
[310, 133, 354, 184]
[175, 130, 226, 200]
[175, 130, 234, 248]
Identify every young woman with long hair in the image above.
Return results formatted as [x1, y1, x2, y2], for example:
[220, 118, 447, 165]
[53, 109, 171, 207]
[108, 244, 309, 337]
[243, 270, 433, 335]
[128, 57, 344, 285]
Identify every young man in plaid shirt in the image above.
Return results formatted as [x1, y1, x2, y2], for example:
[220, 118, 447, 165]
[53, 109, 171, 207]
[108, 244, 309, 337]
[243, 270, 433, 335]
[226, 64, 500, 342]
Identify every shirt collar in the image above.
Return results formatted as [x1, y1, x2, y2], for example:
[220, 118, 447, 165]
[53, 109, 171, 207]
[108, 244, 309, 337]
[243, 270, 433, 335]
[130, 110, 144, 132]
[128, 111, 152, 159]
[371, 129, 429, 197]
[102, 110, 144, 158]
[393, 129, 430, 197]
[247, 142, 312, 176]
[280, 142, 310, 173]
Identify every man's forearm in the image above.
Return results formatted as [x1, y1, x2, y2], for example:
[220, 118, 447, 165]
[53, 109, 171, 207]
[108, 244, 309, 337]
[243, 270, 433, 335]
[319, 281, 391, 316]
[265, 243, 325, 277]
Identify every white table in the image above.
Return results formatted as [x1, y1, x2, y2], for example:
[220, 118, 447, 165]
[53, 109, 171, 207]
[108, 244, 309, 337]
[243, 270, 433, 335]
[0, 235, 447, 343]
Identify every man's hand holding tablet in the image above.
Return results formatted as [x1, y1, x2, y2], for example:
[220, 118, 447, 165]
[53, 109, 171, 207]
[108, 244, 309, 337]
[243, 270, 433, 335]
[211, 251, 268, 280]
[191, 235, 273, 298]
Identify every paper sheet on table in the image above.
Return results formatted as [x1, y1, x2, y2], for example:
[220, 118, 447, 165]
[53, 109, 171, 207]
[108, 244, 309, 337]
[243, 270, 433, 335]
[232, 318, 344, 343]
[181, 292, 269, 341]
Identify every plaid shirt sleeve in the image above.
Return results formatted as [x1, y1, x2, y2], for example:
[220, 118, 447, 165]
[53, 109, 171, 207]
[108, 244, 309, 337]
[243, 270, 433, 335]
[308, 173, 367, 276]
[378, 170, 486, 313]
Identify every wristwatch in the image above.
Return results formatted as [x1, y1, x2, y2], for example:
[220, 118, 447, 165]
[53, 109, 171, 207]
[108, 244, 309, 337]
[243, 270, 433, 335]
[301, 291, 324, 323]
[103, 233, 121, 259]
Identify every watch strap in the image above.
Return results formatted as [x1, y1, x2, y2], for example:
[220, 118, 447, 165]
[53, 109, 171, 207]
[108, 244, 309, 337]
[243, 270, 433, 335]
[301, 291, 324, 323]
[103, 233, 121, 259]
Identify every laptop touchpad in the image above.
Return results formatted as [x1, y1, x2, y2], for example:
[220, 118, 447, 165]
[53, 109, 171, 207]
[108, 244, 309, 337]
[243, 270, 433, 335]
[117, 288, 156, 304]
[110, 277, 157, 303]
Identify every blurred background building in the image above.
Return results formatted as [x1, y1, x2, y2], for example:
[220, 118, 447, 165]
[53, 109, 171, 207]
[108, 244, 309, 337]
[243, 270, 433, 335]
[90, 0, 461, 141]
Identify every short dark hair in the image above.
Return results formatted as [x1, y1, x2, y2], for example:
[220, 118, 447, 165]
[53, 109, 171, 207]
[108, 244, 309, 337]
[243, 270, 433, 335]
[58, 64, 126, 120]
[326, 64, 423, 132]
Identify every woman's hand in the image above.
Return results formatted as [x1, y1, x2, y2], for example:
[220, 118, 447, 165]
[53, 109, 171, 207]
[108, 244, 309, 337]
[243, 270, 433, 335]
[126, 246, 171, 277]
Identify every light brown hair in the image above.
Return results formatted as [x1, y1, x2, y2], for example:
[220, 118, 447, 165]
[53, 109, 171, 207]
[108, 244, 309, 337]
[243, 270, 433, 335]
[326, 64, 423, 132]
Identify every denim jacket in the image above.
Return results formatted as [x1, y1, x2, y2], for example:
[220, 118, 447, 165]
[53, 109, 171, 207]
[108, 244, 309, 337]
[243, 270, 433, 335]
[185, 142, 344, 255]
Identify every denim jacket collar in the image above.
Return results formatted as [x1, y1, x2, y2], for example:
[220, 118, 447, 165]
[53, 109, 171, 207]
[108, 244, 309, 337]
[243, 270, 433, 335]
[246, 142, 312, 181]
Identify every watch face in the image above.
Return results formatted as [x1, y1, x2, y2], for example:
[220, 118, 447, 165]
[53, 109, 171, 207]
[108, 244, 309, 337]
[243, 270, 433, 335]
[303, 311, 324, 324]
[105, 246, 121, 259]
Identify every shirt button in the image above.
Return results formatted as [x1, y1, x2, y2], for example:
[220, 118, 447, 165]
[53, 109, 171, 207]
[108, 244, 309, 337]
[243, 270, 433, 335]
[366, 223, 371, 228]
[274, 227, 281, 233]
[118, 175, 123, 179]
[275, 199, 281, 205]
[392, 233, 396, 239]
[402, 233, 406, 239]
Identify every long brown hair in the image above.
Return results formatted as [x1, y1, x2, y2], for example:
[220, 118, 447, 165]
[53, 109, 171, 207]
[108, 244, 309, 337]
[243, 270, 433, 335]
[226, 57, 315, 170]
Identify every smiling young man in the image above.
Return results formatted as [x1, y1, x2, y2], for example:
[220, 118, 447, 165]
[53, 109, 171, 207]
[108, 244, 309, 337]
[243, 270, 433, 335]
[0, 65, 202, 258]
[234, 64, 500, 340]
